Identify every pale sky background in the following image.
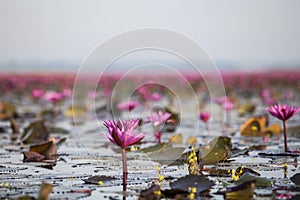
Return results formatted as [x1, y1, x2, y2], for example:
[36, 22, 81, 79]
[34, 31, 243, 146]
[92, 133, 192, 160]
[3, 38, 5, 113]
[0, 0, 299, 72]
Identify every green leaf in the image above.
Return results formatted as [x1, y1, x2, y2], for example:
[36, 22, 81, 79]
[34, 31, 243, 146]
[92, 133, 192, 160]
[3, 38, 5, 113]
[200, 136, 232, 165]
[21, 120, 50, 144]
[148, 147, 185, 165]
[225, 180, 255, 200]
[291, 173, 300, 186]
[139, 143, 171, 153]
[170, 175, 215, 194]
[235, 172, 273, 187]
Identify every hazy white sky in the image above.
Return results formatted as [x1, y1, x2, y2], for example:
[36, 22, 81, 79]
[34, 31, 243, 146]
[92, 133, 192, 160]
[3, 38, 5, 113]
[0, 0, 299, 71]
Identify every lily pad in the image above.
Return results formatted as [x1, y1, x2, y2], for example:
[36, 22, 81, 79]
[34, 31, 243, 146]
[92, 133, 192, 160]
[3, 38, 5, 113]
[38, 182, 52, 200]
[240, 114, 281, 137]
[169, 133, 183, 144]
[21, 120, 49, 144]
[178, 136, 232, 165]
[48, 126, 69, 134]
[200, 136, 232, 165]
[139, 184, 161, 200]
[64, 105, 86, 118]
[170, 175, 215, 194]
[238, 103, 256, 117]
[0, 102, 17, 120]
[148, 147, 185, 165]
[291, 173, 300, 186]
[83, 175, 116, 185]
[139, 143, 171, 153]
[235, 172, 273, 187]
[29, 141, 57, 161]
[225, 180, 256, 200]
[23, 151, 45, 162]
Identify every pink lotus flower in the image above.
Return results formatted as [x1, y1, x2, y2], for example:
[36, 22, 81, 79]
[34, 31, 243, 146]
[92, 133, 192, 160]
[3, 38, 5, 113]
[62, 89, 72, 98]
[266, 104, 300, 152]
[222, 100, 235, 111]
[117, 101, 139, 112]
[151, 92, 161, 101]
[199, 111, 210, 123]
[103, 119, 144, 148]
[213, 96, 229, 105]
[87, 91, 98, 99]
[199, 111, 210, 131]
[147, 111, 172, 127]
[266, 104, 300, 121]
[103, 119, 145, 191]
[44, 91, 62, 103]
[31, 89, 44, 99]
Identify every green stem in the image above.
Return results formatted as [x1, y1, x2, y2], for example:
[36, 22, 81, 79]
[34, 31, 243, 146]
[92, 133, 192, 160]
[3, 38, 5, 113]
[121, 148, 127, 192]
[283, 120, 288, 152]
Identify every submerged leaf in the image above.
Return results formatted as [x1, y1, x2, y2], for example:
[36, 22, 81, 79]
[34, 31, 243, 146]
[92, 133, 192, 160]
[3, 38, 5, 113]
[170, 175, 214, 194]
[21, 120, 50, 144]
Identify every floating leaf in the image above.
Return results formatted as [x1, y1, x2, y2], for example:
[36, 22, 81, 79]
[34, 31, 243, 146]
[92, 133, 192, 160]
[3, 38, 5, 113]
[238, 103, 256, 117]
[170, 175, 215, 194]
[29, 141, 57, 161]
[83, 175, 115, 185]
[291, 173, 300, 186]
[287, 125, 300, 135]
[0, 102, 17, 120]
[240, 115, 281, 137]
[38, 182, 52, 200]
[169, 133, 183, 144]
[209, 169, 231, 177]
[148, 147, 185, 165]
[225, 180, 255, 200]
[186, 136, 197, 145]
[64, 105, 86, 118]
[21, 120, 49, 144]
[235, 172, 273, 187]
[139, 143, 171, 153]
[200, 136, 232, 165]
[139, 184, 161, 200]
[48, 126, 69, 134]
[23, 151, 45, 162]
[178, 136, 231, 165]
[9, 118, 19, 134]
[39, 109, 56, 120]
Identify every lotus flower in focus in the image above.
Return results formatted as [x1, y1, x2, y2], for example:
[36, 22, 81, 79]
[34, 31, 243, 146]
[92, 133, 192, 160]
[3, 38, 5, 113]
[266, 104, 300, 121]
[103, 119, 144, 148]
[266, 103, 300, 152]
